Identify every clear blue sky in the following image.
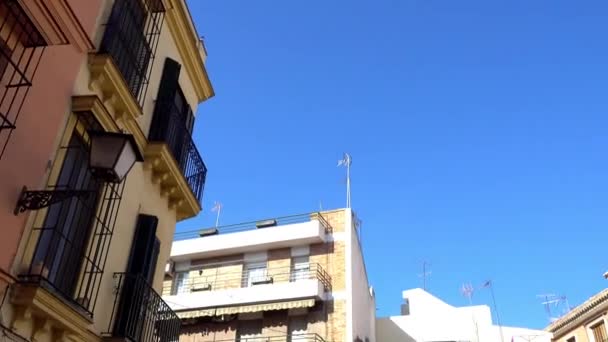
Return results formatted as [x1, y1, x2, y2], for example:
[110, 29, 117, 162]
[181, 0, 608, 330]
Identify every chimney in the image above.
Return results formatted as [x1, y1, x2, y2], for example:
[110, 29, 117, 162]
[400, 298, 410, 315]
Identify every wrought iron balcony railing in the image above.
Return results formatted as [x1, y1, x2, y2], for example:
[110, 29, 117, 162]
[163, 263, 331, 296]
[100, 0, 164, 106]
[149, 102, 207, 204]
[106, 272, 180, 342]
[211, 334, 327, 342]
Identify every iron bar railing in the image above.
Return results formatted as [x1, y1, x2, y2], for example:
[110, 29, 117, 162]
[0, 0, 46, 159]
[100, 0, 164, 107]
[163, 263, 331, 296]
[18, 114, 125, 317]
[174, 212, 332, 241]
[149, 101, 207, 204]
[211, 334, 327, 342]
[106, 272, 180, 342]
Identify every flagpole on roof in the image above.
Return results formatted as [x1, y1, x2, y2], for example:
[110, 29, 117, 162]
[211, 201, 223, 227]
[483, 280, 504, 342]
[337, 153, 352, 208]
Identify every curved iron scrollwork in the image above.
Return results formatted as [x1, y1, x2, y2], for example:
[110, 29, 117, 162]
[14, 186, 94, 215]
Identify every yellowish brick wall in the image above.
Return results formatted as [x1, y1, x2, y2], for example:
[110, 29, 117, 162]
[318, 209, 346, 233]
[310, 241, 345, 292]
[308, 300, 347, 342]
[553, 324, 590, 342]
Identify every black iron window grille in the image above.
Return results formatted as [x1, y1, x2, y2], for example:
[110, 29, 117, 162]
[19, 113, 126, 317]
[0, 0, 46, 159]
[100, 0, 165, 107]
[105, 272, 181, 342]
[149, 58, 207, 204]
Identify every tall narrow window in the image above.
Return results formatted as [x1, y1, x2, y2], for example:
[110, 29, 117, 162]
[592, 322, 607, 342]
[31, 133, 101, 297]
[291, 256, 310, 282]
[113, 214, 160, 340]
[149, 58, 207, 203]
[22, 113, 126, 316]
[0, 0, 46, 159]
[173, 271, 190, 295]
[243, 262, 267, 287]
[100, 0, 165, 105]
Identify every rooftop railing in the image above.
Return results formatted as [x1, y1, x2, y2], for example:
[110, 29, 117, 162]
[174, 212, 332, 241]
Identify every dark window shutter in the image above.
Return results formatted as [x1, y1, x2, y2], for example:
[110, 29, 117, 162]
[149, 58, 181, 140]
[146, 238, 161, 284]
[126, 214, 159, 280]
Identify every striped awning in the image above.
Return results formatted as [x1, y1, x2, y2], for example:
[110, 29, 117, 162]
[176, 299, 315, 319]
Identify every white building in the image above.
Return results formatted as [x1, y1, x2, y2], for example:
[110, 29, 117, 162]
[377, 288, 551, 342]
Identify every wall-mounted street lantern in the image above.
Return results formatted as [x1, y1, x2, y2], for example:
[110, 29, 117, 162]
[14, 131, 143, 215]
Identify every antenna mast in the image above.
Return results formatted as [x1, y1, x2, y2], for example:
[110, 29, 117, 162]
[418, 261, 431, 290]
[337, 153, 352, 208]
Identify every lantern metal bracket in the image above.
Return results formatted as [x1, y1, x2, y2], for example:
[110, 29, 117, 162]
[14, 186, 94, 215]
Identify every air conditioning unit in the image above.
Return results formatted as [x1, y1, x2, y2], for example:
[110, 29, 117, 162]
[192, 283, 212, 292]
[165, 261, 175, 278]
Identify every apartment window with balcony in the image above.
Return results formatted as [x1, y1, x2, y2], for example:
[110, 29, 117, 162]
[0, 0, 46, 159]
[592, 321, 607, 342]
[291, 256, 310, 282]
[243, 262, 268, 287]
[100, 0, 164, 106]
[109, 214, 179, 341]
[173, 271, 190, 295]
[21, 114, 126, 316]
[149, 58, 207, 203]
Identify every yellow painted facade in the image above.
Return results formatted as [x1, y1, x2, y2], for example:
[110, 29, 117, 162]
[1, 0, 214, 341]
[547, 289, 608, 342]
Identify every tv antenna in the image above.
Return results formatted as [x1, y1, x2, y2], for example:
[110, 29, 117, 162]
[537, 293, 570, 322]
[211, 201, 223, 227]
[461, 283, 475, 305]
[418, 261, 431, 290]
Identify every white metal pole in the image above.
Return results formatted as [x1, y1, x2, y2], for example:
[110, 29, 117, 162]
[346, 161, 351, 208]
[215, 205, 221, 227]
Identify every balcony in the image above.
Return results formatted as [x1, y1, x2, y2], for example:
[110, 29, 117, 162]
[171, 213, 331, 260]
[99, 0, 164, 106]
[104, 273, 180, 342]
[163, 264, 331, 317]
[146, 100, 207, 220]
[209, 334, 327, 342]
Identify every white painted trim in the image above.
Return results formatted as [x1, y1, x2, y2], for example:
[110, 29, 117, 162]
[345, 208, 354, 342]
[291, 245, 310, 257]
[327, 232, 346, 242]
[326, 290, 348, 301]
[585, 315, 607, 342]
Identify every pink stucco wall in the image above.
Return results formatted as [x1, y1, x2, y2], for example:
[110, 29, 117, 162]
[0, 0, 103, 281]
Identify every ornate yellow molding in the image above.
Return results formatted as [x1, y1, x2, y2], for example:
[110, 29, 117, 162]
[165, 0, 215, 103]
[144, 143, 201, 221]
[18, 0, 95, 52]
[71, 95, 147, 158]
[88, 54, 143, 121]
[11, 284, 100, 341]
